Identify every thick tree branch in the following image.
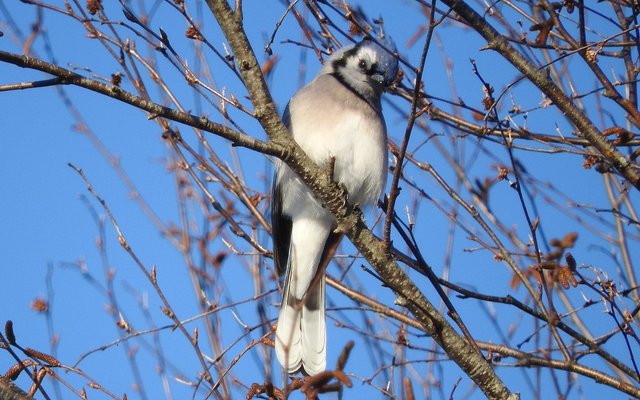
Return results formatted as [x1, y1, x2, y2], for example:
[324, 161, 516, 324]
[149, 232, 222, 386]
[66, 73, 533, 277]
[206, 1, 518, 398]
[0, 377, 31, 400]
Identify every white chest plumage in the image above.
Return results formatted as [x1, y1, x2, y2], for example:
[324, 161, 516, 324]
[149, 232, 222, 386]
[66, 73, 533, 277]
[280, 73, 388, 220]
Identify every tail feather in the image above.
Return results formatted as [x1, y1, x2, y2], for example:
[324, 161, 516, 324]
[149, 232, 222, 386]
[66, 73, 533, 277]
[275, 218, 333, 375]
[275, 285, 303, 373]
[301, 275, 326, 375]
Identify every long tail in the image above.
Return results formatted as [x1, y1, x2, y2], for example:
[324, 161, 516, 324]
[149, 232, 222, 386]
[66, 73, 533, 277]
[299, 232, 343, 374]
[301, 274, 326, 375]
[275, 275, 326, 375]
[275, 221, 340, 375]
[275, 272, 303, 373]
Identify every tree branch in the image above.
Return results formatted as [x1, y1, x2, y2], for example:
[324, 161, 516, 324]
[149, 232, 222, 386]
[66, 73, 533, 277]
[439, 0, 640, 190]
[206, 1, 518, 398]
[0, 50, 277, 157]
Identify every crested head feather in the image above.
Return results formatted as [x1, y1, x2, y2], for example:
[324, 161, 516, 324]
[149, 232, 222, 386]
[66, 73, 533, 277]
[319, 38, 399, 101]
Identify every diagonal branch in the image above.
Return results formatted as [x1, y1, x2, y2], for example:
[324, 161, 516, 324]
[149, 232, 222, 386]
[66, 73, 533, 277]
[205, 1, 518, 398]
[1, 2, 520, 397]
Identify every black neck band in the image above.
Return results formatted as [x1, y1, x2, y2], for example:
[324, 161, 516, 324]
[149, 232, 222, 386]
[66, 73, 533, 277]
[329, 71, 377, 111]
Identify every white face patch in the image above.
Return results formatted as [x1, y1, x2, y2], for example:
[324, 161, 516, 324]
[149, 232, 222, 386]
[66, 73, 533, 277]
[332, 46, 385, 100]
[350, 47, 378, 72]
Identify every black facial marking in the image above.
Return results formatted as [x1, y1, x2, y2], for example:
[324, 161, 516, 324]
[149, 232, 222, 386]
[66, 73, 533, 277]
[331, 45, 360, 71]
[368, 62, 379, 76]
[331, 56, 346, 71]
[328, 43, 381, 110]
[330, 71, 378, 111]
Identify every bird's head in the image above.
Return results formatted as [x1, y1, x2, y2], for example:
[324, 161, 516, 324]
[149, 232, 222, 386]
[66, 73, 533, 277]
[323, 37, 399, 96]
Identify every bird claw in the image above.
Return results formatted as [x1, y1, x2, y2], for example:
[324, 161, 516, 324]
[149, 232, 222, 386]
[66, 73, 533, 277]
[326, 155, 337, 181]
[325, 155, 351, 208]
[338, 182, 350, 205]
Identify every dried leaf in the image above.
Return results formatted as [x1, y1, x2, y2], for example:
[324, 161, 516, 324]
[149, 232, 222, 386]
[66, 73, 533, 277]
[530, 19, 553, 46]
[565, 252, 577, 271]
[24, 348, 60, 366]
[336, 340, 354, 370]
[186, 26, 203, 41]
[5, 359, 36, 380]
[557, 267, 579, 289]
[5, 321, 16, 345]
[86, 0, 102, 15]
[583, 155, 599, 169]
[30, 297, 49, 313]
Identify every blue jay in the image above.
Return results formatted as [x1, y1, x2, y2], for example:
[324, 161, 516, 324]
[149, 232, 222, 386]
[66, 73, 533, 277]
[272, 38, 399, 375]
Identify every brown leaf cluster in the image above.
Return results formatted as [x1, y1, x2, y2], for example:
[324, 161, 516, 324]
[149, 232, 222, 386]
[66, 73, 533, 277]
[583, 154, 599, 169]
[246, 370, 353, 400]
[481, 85, 495, 110]
[247, 341, 355, 399]
[511, 233, 580, 290]
[185, 26, 203, 41]
[86, 0, 102, 15]
[2, 320, 62, 392]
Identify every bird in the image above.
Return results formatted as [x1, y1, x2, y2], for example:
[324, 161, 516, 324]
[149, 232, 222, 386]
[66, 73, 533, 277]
[271, 37, 399, 375]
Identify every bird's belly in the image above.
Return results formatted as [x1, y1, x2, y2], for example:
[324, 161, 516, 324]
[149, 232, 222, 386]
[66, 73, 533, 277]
[286, 102, 388, 216]
[323, 119, 387, 208]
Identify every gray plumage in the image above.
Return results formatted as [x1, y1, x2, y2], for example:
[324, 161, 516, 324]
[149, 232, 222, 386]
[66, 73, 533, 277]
[272, 38, 398, 375]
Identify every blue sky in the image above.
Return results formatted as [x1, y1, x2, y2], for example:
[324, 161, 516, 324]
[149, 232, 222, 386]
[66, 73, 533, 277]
[1, 1, 639, 399]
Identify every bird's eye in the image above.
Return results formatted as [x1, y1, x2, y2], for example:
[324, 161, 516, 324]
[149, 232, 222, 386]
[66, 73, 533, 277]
[358, 59, 367, 70]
